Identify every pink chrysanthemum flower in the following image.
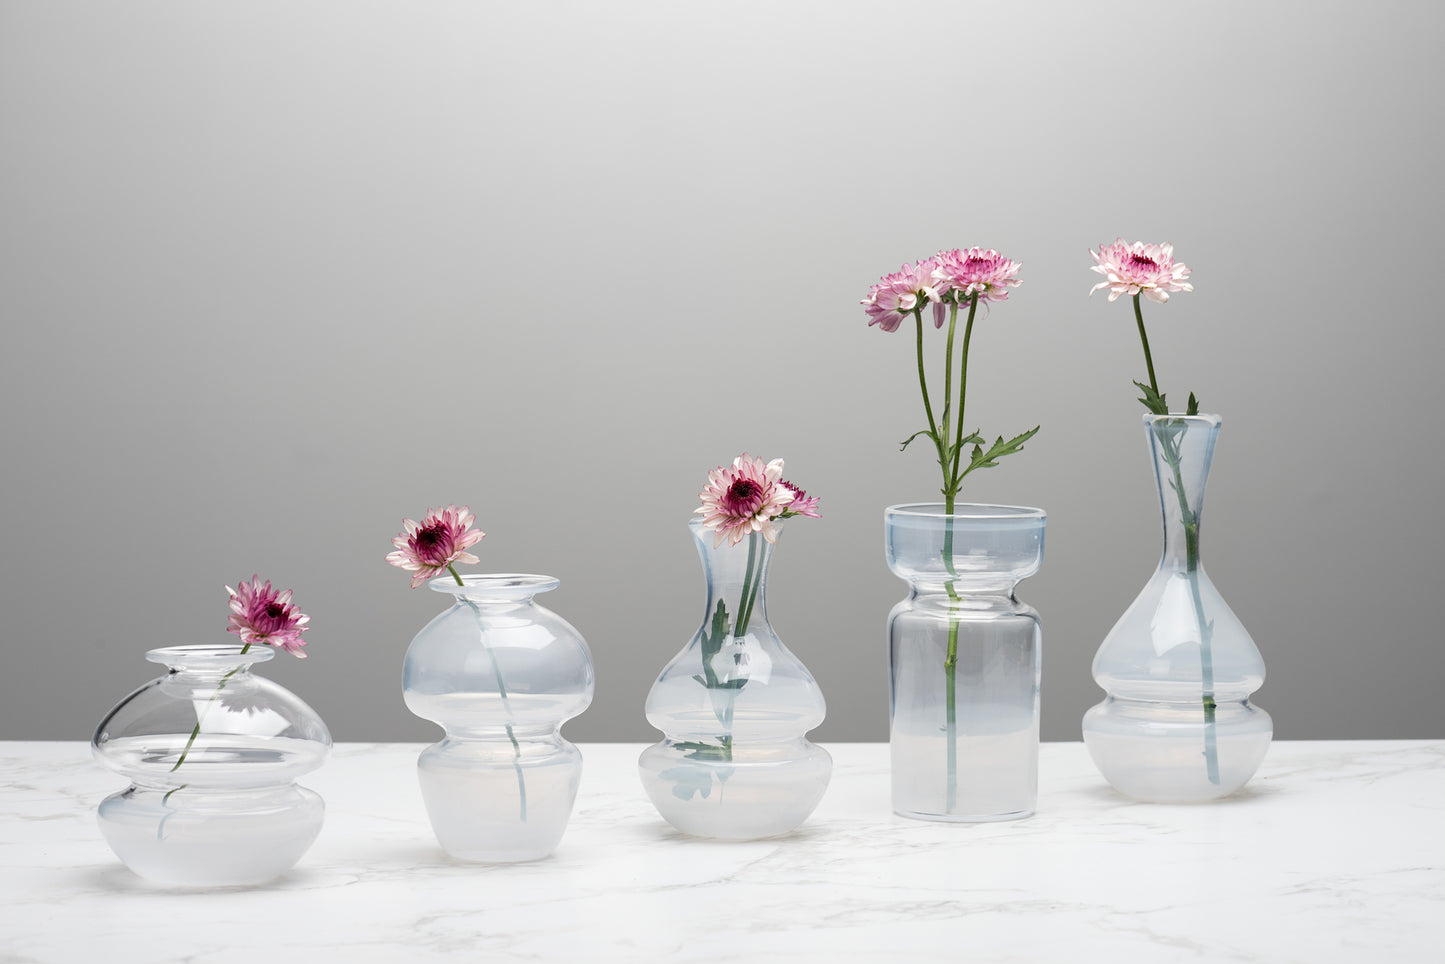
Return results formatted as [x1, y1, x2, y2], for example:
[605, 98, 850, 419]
[862, 259, 945, 332]
[1089, 239, 1193, 303]
[695, 454, 795, 548]
[386, 504, 485, 588]
[226, 576, 310, 658]
[932, 247, 1023, 304]
[780, 481, 821, 519]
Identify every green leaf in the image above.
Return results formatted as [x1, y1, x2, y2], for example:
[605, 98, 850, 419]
[968, 426, 1041, 471]
[900, 429, 935, 452]
[709, 601, 729, 647]
[1186, 392, 1200, 416]
[1134, 380, 1170, 415]
[696, 600, 730, 689]
[673, 740, 730, 760]
[659, 764, 716, 800]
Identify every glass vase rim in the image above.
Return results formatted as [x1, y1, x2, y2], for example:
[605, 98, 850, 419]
[1143, 412, 1221, 427]
[885, 502, 1046, 522]
[144, 643, 275, 667]
[427, 572, 560, 598]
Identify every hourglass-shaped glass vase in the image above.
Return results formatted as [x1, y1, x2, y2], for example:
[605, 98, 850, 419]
[1083, 414, 1272, 802]
[91, 644, 332, 886]
[403, 573, 594, 862]
[885, 503, 1045, 822]
[639, 520, 831, 840]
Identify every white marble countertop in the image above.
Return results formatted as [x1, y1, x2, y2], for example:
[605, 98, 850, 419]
[3, 741, 1443, 962]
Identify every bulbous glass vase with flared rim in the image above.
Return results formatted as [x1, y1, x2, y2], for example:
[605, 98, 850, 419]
[403, 573, 594, 862]
[1083, 413, 1272, 803]
[885, 503, 1044, 822]
[639, 519, 832, 840]
[91, 643, 332, 886]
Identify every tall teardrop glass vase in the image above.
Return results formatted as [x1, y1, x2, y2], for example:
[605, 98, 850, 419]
[1083, 414, 1271, 802]
[885, 504, 1045, 822]
[403, 574, 594, 862]
[639, 520, 832, 840]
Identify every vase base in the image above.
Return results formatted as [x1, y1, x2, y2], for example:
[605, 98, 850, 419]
[97, 784, 324, 887]
[1083, 699, 1272, 803]
[417, 739, 582, 862]
[638, 742, 832, 840]
[893, 807, 1033, 824]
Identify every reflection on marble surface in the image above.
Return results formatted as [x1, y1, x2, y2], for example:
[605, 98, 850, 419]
[2, 741, 1442, 962]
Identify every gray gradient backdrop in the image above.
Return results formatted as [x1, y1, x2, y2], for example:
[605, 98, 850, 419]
[3, 1, 1442, 743]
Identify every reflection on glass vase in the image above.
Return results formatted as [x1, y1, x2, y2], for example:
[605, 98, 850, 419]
[885, 504, 1045, 822]
[1083, 414, 1271, 802]
[639, 520, 831, 839]
[91, 644, 332, 886]
[403, 573, 594, 862]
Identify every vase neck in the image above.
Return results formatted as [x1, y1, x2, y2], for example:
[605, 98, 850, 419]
[884, 503, 1045, 593]
[691, 521, 780, 637]
[146, 644, 271, 679]
[1146, 414, 1220, 571]
[429, 573, 557, 610]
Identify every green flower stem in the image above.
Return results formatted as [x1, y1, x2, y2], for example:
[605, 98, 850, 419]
[914, 310, 944, 466]
[942, 499, 961, 814]
[1157, 443, 1221, 785]
[947, 294, 980, 490]
[449, 563, 528, 821]
[721, 704, 736, 770]
[1135, 293, 1218, 784]
[942, 582, 961, 812]
[937, 294, 978, 813]
[942, 301, 958, 455]
[1133, 293, 1160, 396]
[734, 533, 761, 637]
[1187, 523, 1220, 784]
[904, 290, 1015, 812]
[163, 642, 251, 833]
[722, 533, 765, 765]
[169, 642, 251, 773]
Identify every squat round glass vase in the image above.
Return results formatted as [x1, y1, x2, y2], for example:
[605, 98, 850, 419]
[639, 520, 831, 840]
[885, 503, 1045, 822]
[403, 573, 594, 862]
[1083, 414, 1271, 802]
[91, 644, 331, 886]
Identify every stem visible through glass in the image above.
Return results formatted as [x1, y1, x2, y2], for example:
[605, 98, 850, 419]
[161, 643, 253, 834]
[938, 294, 978, 813]
[450, 564, 529, 821]
[1155, 428, 1220, 785]
[722, 533, 764, 765]
[169, 643, 251, 774]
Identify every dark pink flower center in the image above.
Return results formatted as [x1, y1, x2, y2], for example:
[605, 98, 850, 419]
[722, 478, 763, 515]
[413, 521, 455, 566]
[244, 597, 294, 636]
[1128, 253, 1158, 269]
